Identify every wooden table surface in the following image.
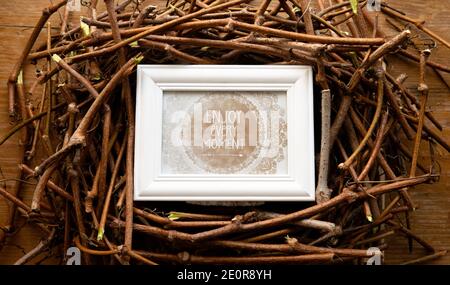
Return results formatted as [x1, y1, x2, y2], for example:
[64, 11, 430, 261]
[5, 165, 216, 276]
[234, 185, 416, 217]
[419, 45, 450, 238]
[0, 0, 449, 264]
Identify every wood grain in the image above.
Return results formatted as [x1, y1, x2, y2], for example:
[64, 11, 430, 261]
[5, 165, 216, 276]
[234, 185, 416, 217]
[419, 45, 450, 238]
[0, 0, 449, 264]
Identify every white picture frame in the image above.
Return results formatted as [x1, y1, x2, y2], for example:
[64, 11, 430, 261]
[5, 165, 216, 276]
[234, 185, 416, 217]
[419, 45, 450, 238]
[134, 65, 315, 201]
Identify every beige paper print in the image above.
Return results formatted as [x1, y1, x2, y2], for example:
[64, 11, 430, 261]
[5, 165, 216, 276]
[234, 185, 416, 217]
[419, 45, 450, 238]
[161, 91, 287, 175]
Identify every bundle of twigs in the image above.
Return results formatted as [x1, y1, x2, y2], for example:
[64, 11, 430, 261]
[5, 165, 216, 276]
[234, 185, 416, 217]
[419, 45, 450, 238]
[0, 0, 449, 265]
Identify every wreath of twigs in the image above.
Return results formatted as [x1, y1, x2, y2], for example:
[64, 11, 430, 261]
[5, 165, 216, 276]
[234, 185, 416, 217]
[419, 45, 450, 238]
[0, 0, 449, 265]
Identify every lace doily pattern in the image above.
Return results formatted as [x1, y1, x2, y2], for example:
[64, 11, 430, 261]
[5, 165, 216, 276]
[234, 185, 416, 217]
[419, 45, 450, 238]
[161, 91, 287, 175]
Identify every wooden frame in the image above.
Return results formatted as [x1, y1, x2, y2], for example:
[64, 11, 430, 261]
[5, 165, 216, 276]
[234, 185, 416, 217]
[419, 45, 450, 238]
[134, 65, 315, 201]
